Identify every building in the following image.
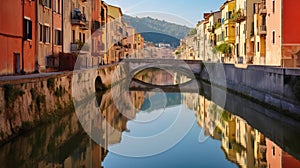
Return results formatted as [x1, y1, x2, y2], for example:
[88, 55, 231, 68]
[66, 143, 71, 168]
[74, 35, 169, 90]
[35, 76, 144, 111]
[266, 0, 300, 67]
[107, 4, 124, 63]
[126, 27, 144, 59]
[266, 139, 300, 168]
[252, 0, 267, 65]
[91, 0, 104, 65]
[205, 11, 222, 62]
[63, 0, 92, 68]
[195, 20, 206, 60]
[37, 0, 63, 72]
[101, 1, 108, 64]
[215, 0, 236, 63]
[0, 0, 36, 75]
[233, 0, 260, 64]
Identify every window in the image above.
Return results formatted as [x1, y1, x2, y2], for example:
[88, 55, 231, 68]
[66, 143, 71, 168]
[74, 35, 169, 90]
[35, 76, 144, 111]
[43, 25, 50, 43]
[272, 146, 276, 156]
[54, 0, 61, 14]
[39, 24, 43, 42]
[272, 31, 276, 44]
[83, 33, 86, 43]
[23, 18, 32, 40]
[72, 30, 75, 43]
[55, 30, 62, 45]
[272, 0, 275, 13]
[244, 43, 246, 55]
[228, 11, 232, 19]
[225, 27, 228, 37]
[79, 32, 82, 42]
[82, 6, 85, 15]
[40, 0, 52, 8]
[257, 42, 260, 52]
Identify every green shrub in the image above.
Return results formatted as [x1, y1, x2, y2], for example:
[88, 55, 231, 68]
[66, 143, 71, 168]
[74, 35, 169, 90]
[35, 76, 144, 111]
[47, 78, 55, 89]
[4, 84, 25, 108]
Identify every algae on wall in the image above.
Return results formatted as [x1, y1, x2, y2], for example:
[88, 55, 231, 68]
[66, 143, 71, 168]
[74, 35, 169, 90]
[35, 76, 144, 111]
[0, 75, 74, 143]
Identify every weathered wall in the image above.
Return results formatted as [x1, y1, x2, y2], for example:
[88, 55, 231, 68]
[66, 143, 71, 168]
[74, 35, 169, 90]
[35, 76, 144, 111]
[0, 63, 126, 143]
[200, 63, 300, 115]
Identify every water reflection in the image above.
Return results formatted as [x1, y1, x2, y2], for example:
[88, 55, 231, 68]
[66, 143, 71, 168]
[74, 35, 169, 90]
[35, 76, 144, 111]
[134, 67, 192, 86]
[0, 69, 300, 167]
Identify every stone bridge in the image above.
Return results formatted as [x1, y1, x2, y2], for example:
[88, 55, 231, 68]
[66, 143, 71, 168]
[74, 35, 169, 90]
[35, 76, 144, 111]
[123, 59, 203, 77]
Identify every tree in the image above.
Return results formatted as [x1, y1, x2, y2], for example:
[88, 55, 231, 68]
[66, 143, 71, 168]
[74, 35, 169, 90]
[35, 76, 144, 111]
[214, 43, 232, 58]
[189, 28, 197, 36]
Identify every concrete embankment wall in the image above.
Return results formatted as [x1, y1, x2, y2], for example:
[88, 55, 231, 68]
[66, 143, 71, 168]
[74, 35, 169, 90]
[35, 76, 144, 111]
[0, 63, 126, 143]
[200, 63, 300, 116]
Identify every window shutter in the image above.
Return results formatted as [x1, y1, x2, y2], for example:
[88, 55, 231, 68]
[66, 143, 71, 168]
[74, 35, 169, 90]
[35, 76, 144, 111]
[29, 20, 32, 40]
[23, 19, 27, 39]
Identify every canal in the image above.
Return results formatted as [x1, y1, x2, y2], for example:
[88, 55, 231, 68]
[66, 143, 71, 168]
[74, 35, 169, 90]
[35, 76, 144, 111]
[0, 68, 300, 168]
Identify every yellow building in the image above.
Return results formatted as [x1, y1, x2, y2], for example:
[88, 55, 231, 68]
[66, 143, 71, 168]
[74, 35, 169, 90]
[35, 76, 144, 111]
[253, 1, 267, 65]
[215, 0, 236, 63]
[107, 4, 125, 63]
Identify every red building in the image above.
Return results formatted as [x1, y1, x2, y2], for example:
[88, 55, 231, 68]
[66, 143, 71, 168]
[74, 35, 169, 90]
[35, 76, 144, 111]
[266, 0, 300, 67]
[281, 0, 300, 67]
[0, 0, 36, 75]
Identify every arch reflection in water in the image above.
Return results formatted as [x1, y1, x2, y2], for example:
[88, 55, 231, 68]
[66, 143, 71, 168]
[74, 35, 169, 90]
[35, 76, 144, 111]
[133, 67, 193, 86]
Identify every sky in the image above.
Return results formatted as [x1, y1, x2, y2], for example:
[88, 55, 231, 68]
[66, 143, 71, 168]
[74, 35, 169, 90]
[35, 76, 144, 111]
[105, 0, 225, 27]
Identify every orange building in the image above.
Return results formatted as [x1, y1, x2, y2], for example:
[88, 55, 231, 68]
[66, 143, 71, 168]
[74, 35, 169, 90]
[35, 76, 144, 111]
[37, 0, 62, 71]
[0, 0, 36, 75]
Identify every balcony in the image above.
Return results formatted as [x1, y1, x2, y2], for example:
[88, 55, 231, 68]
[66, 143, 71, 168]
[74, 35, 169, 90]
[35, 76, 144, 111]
[232, 10, 246, 23]
[259, 5, 267, 14]
[71, 43, 80, 52]
[259, 25, 267, 35]
[207, 26, 214, 33]
[71, 9, 88, 30]
[92, 21, 101, 32]
[71, 42, 90, 52]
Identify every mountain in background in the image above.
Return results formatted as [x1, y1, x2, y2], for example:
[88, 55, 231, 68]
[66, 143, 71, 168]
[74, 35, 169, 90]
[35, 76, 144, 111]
[123, 15, 191, 47]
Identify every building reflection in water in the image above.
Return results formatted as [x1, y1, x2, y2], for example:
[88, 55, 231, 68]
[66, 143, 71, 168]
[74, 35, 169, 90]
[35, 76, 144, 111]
[186, 92, 300, 168]
[0, 68, 299, 168]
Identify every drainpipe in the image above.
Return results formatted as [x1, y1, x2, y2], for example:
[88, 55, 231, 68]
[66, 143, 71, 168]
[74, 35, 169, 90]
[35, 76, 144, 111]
[61, 0, 64, 53]
[21, 0, 25, 74]
[52, 2, 54, 62]
[35, 0, 39, 72]
[106, 10, 108, 64]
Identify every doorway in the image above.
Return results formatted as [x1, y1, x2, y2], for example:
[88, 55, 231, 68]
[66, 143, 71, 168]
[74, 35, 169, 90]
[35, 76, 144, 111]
[14, 52, 20, 74]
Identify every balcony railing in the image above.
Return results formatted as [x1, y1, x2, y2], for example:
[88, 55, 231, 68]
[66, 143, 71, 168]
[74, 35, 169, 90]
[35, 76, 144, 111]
[92, 21, 101, 32]
[71, 9, 88, 29]
[71, 42, 90, 52]
[71, 43, 79, 52]
[259, 25, 267, 35]
[232, 10, 246, 23]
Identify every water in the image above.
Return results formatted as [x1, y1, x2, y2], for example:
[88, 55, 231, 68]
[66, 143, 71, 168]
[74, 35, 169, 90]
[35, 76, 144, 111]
[1, 68, 300, 168]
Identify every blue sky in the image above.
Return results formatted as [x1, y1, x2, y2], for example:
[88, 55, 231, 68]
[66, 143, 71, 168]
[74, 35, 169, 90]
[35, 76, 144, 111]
[105, 0, 225, 27]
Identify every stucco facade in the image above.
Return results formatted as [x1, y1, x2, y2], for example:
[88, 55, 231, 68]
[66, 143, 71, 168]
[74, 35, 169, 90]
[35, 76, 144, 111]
[265, 0, 282, 66]
[0, 0, 36, 75]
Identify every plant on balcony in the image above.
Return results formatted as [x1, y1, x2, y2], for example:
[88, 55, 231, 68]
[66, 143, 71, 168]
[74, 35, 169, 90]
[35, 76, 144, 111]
[214, 43, 232, 58]
[231, 9, 245, 22]
[214, 22, 221, 29]
[75, 40, 90, 51]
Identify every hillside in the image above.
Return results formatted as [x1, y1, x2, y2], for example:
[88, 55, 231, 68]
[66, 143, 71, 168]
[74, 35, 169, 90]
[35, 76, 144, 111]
[123, 15, 191, 47]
